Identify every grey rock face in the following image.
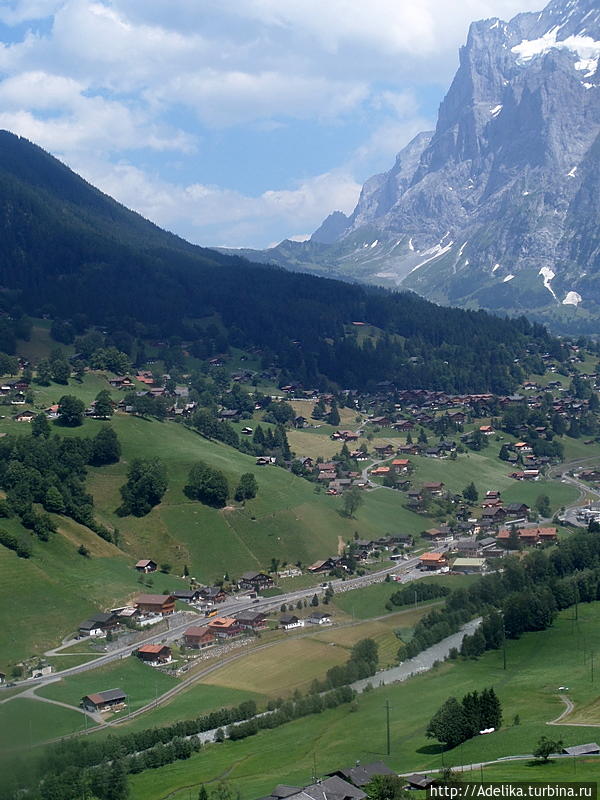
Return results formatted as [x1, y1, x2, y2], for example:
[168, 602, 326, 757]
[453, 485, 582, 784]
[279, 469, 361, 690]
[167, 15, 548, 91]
[232, 0, 599, 328]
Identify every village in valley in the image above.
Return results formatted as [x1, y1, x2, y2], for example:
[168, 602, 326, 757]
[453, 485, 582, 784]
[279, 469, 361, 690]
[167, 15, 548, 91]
[2, 315, 600, 800]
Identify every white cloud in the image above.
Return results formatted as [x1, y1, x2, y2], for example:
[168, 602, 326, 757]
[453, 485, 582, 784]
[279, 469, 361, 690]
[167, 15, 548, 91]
[151, 70, 368, 127]
[0, 0, 546, 247]
[0, 71, 195, 154]
[70, 157, 361, 247]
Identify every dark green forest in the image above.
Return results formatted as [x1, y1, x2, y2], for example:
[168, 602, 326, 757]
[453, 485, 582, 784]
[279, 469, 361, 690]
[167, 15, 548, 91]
[0, 131, 555, 393]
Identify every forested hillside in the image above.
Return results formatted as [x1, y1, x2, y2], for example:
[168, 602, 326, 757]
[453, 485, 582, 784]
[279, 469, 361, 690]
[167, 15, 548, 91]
[0, 131, 555, 393]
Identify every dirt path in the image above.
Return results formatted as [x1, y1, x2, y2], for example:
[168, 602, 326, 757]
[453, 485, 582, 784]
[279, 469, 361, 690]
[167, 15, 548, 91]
[548, 694, 575, 725]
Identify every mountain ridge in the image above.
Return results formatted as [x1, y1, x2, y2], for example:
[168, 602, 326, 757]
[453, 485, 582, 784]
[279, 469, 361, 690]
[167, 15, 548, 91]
[219, 0, 600, 333]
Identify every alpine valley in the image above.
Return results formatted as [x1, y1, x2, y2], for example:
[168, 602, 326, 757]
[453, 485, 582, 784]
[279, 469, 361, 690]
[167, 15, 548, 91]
[221, 0, 600, 334]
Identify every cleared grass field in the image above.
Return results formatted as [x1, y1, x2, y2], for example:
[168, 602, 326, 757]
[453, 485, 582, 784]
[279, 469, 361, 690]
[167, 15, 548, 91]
[127, 602, 600, 800]
[106, 685, 265, 735]
[0, 697, 95, 751]
[332, 574, 479, 620]
[202, 638, 349, 696]
[37, 656, 178, 714]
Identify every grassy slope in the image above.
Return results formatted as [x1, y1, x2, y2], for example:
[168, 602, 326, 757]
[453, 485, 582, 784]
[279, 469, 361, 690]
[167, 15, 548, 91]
[36, 656, 178, 713]
[0, 698, 95, 751]
[128, 602, 600, 800]
[0, 511, 189, 668]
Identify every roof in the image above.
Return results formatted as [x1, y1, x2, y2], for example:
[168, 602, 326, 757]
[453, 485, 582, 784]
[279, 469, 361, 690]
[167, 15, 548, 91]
[332, 761, 396, 787]
[419, 552, 445, 562]
[404, 774, 436, 789]
[135, 594, 174, 605]
[83, 688, 127, 705]
[185, 626, 212, 637]
[562, 743, 600, 756]
[135, 559, 155, 567]
[137, 644, 170, 655]
[271, 787, 303, 799]
[79, 612, 115, 630]
[309, 612, 331, 620]
[453, 558, 485, 568]
[208, 617, 238, 628]
[235, 611, 265, 623]
[280, 614, 299, 624]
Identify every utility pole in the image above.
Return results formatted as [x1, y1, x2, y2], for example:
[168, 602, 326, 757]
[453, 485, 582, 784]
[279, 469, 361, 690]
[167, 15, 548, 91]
[385, 700, 391, 756]
[591, 651, 595, 684]
[502, 623, 507, 670]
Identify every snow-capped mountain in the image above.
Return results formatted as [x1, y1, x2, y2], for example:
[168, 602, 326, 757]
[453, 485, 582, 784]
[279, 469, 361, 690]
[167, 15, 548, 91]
[226, 0, 600, 331]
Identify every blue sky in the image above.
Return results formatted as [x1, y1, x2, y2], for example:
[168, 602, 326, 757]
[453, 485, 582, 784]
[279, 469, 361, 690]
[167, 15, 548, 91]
[0, 0, 542, 248]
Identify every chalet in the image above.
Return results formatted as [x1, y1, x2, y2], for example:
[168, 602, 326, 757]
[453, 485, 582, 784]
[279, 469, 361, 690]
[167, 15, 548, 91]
[256, 457, 274, 466]
[481, 507, 507, 522]
[183, 627, 215, 649]
[136, 644, 172, 664]
[523, 469, 540, 481]
[371, 466, 390, 476]
[422, 482, 445, 497]
[172, 589, 203, 603]
[393, 420, 414, 431]
[479, 425, 495, 435]
[482, 497, 502, 508]
[241, 426, 253, 435]
[514, 441, 533, 453]
[307, 558, 337, 573]
[14, 410, 36, 422]
[533, 527, 559, 542]
[234, 611, 267, 630]
[238, 571, 274, 591]
[370, 416, 392, 427]
[397, 444, 421, 456]
[453, 539, 480, 557]
[294, 416, 307, 429]
[448, 412, 466, 424]
[280, 614, 303, 630]
[135, 559, 157, 573]
[328, 762, 396, 788]
[261, 776, 367, 800]
[422, 528, 447, 542]
[200, 586, 228, 604]
[81, 688, 127, 713]
[404, 775, 437, 791]
[374, 444, 394, 458]
[318, 470, 338, 482]
[45, 404, 60, 419]
[134, 594, 175, 616]
[419, 552, 448, 570]
[505, 503, 530, 517]
[79, 612, 119, 637]
[108, 377, 134, 389]
[391, 459, 410, 474]
[308, 611, 332, 625]
[208, 617, 241, 638]
[218, 409, 240, 421]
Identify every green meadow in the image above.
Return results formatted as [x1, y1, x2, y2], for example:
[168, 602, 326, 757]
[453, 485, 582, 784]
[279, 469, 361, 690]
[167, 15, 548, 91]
[127, 602, 600, 800]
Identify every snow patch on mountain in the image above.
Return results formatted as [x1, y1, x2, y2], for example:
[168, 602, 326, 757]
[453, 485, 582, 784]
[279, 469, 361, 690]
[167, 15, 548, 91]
[512, 29, 600, 82]
[563, 290, 583, 305]
[539, 266, 559, 301]
[409, 239, 454, 275]
[503, 274, 515, 282]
